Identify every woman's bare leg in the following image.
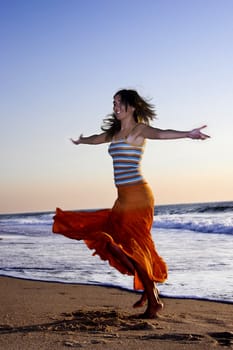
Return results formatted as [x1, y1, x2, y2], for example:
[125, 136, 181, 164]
[107, 243, 163, 317]
[108, 242, 135, 275]
[133, 283, 163, 308]
[133, 291, 147, 308]
[133, 262, 164, 318]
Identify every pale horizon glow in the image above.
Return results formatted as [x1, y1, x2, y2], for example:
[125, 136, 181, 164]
[1, 0, 233, 214]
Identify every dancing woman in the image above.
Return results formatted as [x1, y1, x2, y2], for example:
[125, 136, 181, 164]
[53, 89, 209, 318]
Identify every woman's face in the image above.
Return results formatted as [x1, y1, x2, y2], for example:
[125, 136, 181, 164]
[113, 94, 134, 120]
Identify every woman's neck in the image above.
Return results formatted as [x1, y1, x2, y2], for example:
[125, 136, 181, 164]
[120, 120, 137, 132]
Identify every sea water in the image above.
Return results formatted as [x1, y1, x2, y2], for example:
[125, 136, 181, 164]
[0, 201, 232, 302]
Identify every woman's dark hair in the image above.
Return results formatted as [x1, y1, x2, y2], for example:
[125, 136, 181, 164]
[101, 89, 156, 140]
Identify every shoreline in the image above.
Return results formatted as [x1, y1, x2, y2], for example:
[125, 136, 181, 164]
[1, 274, 233, 305]
[0, 276, 232, 349]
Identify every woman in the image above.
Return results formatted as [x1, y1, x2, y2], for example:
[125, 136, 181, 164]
[53, 89, 209, 318]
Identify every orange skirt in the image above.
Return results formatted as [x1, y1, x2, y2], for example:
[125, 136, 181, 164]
[52, 183, 168, 290]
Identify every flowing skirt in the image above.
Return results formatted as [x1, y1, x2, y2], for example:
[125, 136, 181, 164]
[52, 183, 168, 290]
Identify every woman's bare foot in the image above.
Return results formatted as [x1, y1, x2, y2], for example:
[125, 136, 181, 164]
[133, 292, 147, 308]
[131, 262, 164, 318]
[140, 300, 164, 319]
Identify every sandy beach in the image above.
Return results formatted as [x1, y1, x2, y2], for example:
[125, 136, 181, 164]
[0, 276, 232, 349]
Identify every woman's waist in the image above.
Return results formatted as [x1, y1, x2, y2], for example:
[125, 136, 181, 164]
[116, 179, 146, 189]
[116, 181, 154, 203]
[114, 185, 154, 213]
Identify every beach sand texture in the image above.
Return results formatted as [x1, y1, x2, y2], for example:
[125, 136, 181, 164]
[0, 277, 232, 349]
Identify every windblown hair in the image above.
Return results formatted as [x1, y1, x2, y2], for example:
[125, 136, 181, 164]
[101, 89, 156, 140]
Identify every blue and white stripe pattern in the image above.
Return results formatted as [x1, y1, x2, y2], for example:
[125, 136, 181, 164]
[108, 139, 145, 186]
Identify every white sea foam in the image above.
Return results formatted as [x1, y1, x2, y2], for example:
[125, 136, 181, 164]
[153, 213, 233, 234]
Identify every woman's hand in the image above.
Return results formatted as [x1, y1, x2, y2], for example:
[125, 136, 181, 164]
[70, 134, 83, 145]
[188, 126, 210, 140]
[70, 132, 108, 145]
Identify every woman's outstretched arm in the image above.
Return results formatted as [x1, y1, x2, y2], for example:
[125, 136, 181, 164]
[141, 125, 210, 140]
[70, 132, 108, 145]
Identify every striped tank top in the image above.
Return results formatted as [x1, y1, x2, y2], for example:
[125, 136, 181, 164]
[108, 139, 145, 186]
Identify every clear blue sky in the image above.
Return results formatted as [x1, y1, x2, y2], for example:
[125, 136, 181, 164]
[1, 0, 233, 213]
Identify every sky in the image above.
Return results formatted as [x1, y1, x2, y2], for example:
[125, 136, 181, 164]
[1, 0, 233, 214]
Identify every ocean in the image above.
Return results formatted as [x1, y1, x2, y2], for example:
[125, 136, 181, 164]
[0, 201, 232, 303]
